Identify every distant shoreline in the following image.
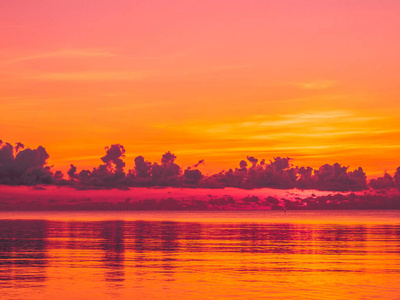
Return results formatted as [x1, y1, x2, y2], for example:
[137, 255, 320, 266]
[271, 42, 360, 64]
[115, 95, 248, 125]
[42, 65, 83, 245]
[1, 185, 399, 211]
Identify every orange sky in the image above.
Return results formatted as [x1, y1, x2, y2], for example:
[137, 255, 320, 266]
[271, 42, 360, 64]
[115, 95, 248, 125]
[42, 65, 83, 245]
[1, 0, 400, 177]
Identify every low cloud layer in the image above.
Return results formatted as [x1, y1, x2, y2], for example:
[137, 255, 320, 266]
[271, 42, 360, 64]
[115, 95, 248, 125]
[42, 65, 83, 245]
[0, 140, 53, 185]
[1, 139, 400, 193]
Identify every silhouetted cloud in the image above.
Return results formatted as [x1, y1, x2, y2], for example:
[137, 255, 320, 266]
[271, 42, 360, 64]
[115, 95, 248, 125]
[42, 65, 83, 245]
[183, 168, 203, 184]
[193, 159, 204, 168]
[67, 144, 127, 187]
[67, 164, 78, 180]
[0, 140, 53, 185]
[14, 142, 25, 153]
[247, 156, 258, 168]
[159, 151, 180, 178]
[1, 139, 399, 193]
[239, 160, 248, 171]
[370, 168, 400, 190]
[309, 163, 367, 191]
[101, 144, 125, 173]
[394, 167, 400, 188]
[369, 173, 396, 190]
[134, 156, 152, 178]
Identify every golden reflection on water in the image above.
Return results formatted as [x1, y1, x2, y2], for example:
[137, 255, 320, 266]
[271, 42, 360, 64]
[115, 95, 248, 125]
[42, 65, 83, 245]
[0, 211, 399, 299]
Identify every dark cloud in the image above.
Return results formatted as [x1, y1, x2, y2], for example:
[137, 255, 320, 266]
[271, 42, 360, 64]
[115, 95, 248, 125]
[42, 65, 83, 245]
[239, 160, 248, 171]
[146, 151, 182, 186]
[68, 164, 78, 180]
[369, 168, 400, 190]
[160, 151, 180, 178]
[67, 149, 184, 188]
[197, 157, 368, 191]
[269, 157, 291, 172]
[161, 151, 176, 165]
[0, 141, 53, 185]
[247, 156, 258, 168]
[310, 164, 367, 191]
[369, 173, 396, 190]
[68, 145, 128, 187]
[183, 168, 203, 184]
[394, 167, 400, 188]
[14, 142, 25, 154]
[193, 159, 204, 168]
[296, 166, 314, 189]
[202, 157, 296, 189]
[0, 141, 14, 167]
[1, 139, 399, 193]
[134, 156, 152, 178]
[101, 144, 125, 173]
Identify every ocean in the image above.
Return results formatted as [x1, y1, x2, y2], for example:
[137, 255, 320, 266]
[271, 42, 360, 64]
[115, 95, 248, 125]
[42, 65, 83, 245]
[0, 210, 399, 299]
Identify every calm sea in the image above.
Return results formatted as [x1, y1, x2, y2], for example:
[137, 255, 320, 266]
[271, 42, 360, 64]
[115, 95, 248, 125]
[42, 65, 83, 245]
[0, 211, 399, 300]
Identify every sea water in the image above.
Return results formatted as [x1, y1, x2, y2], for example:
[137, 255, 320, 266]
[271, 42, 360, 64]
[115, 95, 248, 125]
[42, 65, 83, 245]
[0, 210, 399, 300]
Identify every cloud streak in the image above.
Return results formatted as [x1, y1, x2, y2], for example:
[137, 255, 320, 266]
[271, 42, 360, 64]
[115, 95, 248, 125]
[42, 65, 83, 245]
[2, 50, 117, 64]
[29, 71, 156, 81]
[294, 80, 337, 90]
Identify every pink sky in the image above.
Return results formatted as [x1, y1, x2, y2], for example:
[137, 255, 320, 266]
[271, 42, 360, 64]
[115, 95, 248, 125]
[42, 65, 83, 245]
[1, 0, 400, 176]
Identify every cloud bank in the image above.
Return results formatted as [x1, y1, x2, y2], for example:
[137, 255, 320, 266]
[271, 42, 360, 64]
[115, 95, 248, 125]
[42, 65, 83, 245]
[0, 140, 53, 185]
[1, 139, 400, 193]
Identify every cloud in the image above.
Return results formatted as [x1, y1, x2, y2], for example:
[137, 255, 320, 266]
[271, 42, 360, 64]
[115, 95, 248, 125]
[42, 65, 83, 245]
[369, 168, 400, 190]
[1, 139, 399, 195]
[134, 156, 152, 179]
[101, 144, 126, 173]
[369, 173, 396, 190]
[183, 168, 203, 184]
[29, 71, 156, 81]
[200, 111, 359, 135]
[310, 163, 368, 191]
[193, 159, 204, 168]
[0, 140, 53, 185]
[249, 130, 395, 140]
[247, 156, 258, 168]
[294, 80, 336, 90]
[2, 50, 116, 64]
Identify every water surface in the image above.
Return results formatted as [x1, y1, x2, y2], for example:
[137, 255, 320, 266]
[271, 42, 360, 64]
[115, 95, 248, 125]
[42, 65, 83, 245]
[1, 211, 399, 299]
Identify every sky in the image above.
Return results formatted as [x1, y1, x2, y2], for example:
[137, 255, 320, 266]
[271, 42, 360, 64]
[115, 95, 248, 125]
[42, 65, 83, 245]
[1, 0, 400, 177]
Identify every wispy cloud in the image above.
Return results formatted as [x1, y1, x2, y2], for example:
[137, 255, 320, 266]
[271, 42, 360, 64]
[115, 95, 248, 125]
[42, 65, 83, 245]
[164, 111, 393, 157]
[59, 155, 104, 163]
[240, 111, 354, 128]
[201, 111, 382, 134]
[28, 71, 156, 81]
[293, 80, 337, 90]
[95, 100, 173, 112]
[250, 130, 397, 140]
[3, 50, 116, 64]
